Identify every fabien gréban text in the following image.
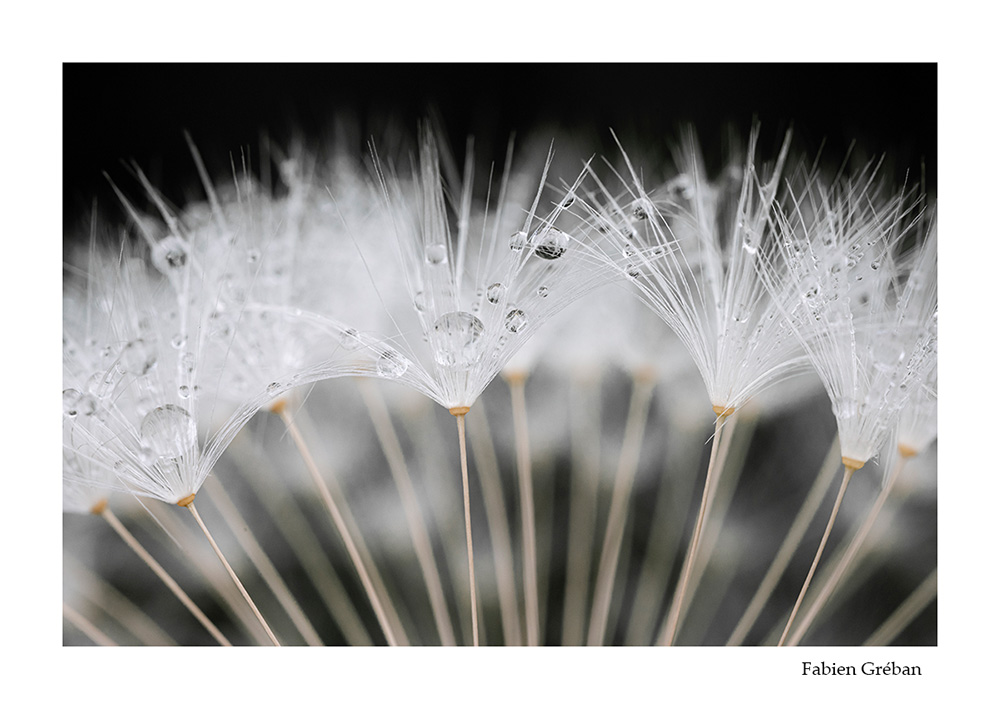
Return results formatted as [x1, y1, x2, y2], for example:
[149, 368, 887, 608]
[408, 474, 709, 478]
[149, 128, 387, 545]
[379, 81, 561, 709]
[802, 662, 922, 676]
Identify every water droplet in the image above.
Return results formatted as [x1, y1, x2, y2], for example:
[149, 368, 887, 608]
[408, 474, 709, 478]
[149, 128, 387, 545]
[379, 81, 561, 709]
[140, 405, 198, 460]
[266, 381, 281, 394]
[536, 286, 549, 298]
[505, 308, 528, 333]
[530, 227, 569, 260]
[376, 349, 409, 378]
[338, 327, 363, 351]
[832, 397, 859, 421]
[486, 282, 506, 304]
[413, 290, 428, 312]
[120, 339, 157, 376]
[424, 243, 448, 265]
[742, 232, 758, 255]
[430, 311, 486, 370]
[178, 385, 190, 399]
[151, 236, 188, 274]
[871, 260, 881, 271]
[631, 201, 649, 220]
[170, 334, 187, 350]
[86, 370, 117, 400]
[247, 248, 261, 264]
[63, 389, 82, 417]
[561, 194, 576, 208]
[509, 230, 529, 252]
[180, 352, 196, 374]
[666, 174, 695, 199]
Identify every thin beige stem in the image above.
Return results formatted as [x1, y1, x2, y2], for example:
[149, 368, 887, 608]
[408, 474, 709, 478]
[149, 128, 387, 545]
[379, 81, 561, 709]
[587, 372, 656, 645]
[202, 476, 323, 646]
[777, 463, 857, 646]
[506, 372, 539, 645]
[184, 501, 280, 646]
[727, 434, 841, 646]
[98, 505, 231, 646]
[359, 381, 456, 646]
[453, 410, 479, 646]
[225, 428, 372, 644]
[467, 402, 522, 646]
[658, 412, 729, 646]
[677, 410, 744, 629]
[276, 404, 401, 646]
[786, 454, 909, 646]
[135, 504, 270, 644]
[863, 567, 937, 646]
[561, 373, 602, 646]
[623, 414, 706, 645]
[64, 603, 117, 646]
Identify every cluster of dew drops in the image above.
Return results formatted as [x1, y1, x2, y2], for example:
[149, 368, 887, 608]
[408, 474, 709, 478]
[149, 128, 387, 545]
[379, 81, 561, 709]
[415, 224, 571, 374]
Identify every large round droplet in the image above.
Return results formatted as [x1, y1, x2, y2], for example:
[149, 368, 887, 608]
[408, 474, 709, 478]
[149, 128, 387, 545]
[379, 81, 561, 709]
[505, 308, 528, 333]
[430, 311, 486, 370]
[140, 405, 198, 460]
[376, 349, 409, 378]
[424, 243, 448, 265]
[120, 339, 157, 376]
[151, 236, 189, 275]
[530, 227, 569, 260]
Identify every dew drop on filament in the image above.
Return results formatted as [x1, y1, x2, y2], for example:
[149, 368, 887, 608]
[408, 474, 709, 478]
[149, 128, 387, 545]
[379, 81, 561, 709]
[430, 311, 486, 370]
[151, 236, 188, 275]
[140, 405, 198, 460]
[505, 309, 528, 333]
[530, 227, 569, 260]
[486, 282, 506, 304]
[509, 230, 529, 252]
[376, 349, 409, 378]
[424, 243, 448, 265]
[63, 389, 82, 417]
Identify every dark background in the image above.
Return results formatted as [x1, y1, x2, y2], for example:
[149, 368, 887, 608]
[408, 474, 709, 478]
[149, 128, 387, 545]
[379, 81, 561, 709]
[63, 63, 936, 236]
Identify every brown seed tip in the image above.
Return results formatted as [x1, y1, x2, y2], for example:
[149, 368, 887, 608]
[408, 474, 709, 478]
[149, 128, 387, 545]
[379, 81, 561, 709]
[634, 366, 657, 384]
[841, 456, 866, 472]
[268, 399, 287, 415]
[712, 405, 736, 417]
[449, 406, 471, 417]
[897, 443, 919, 459]
[176, 493, 196, 507]
[90, 498, 108, 516]
[503, 371, 527, 385]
